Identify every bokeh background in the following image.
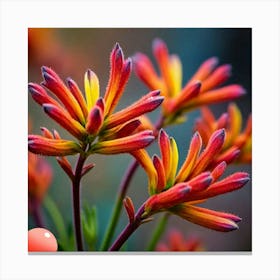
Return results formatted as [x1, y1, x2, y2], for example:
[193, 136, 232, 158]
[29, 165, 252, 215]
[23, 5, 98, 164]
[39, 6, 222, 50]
[28, 28, 251, 251]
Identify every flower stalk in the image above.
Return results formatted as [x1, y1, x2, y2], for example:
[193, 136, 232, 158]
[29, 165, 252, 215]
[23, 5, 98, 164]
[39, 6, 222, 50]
[71, 148, 88, 251]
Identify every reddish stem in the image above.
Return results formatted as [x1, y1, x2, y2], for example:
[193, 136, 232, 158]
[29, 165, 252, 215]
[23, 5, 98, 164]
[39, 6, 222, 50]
[72, 152, 87, 251]
[109, 204, 146, 251]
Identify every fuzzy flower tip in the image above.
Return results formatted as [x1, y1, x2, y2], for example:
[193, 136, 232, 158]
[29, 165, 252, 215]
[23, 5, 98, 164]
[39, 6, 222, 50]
[139, 129, 249, 232]
[133, 38, 246, 124]
[194, 103, 252, 164]
[28, 43, 163, 157]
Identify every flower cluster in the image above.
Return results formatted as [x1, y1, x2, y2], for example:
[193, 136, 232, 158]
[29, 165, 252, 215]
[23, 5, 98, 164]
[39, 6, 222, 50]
[133, 38, 246, 125]
[156, 229, 203, 251]
[194, 103, 252, 164]
[135, 129, 249, 232]
[28, 38, 251, 252]
[28, 43, 163, 157]
[28, 152, 52, 203]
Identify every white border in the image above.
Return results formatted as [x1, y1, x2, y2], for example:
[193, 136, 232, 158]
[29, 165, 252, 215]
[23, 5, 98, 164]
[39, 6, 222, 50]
[1, 1, 279, 279]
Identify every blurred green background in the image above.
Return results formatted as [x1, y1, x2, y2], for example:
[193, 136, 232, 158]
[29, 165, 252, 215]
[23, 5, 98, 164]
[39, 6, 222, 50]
[28, 28, 251, 251]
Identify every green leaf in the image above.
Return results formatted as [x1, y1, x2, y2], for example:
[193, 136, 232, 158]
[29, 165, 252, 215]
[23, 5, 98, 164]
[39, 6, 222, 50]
[81, 203, 98, 251]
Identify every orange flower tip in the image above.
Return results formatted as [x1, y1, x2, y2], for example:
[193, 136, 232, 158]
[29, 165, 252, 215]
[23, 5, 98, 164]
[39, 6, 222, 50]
[28, 83, 48, 103]
[41, 66, 57, 84]
[42, 103, 55, 113]
[115, 119, 142, 138]
[113, 45, 124, 65]
[231, 215, 242, 223]
[53, 130, 60, 139]
[219, 64, 232, 78]
[189, 172, 213, 191]
[211, 128, 225, 145]
[236, 176, 250, 185]
[40, 127, 53, 139]
[28, 82, 43, 94]
[159, 128, 169, 141]
[114, 42, 120, 50]
[231, 149, 241, 160]
[96, 97, 105, 112]
[132, 52, 144, 63]
[211, 161, 227, 181]
[203, 57, 219, 70]
[86, 106, 103, 135]
[149, 89, 161, 97]
[180, 185, 192, 195]
[152, 38, 167, 52]
[123, 58, 132, 73]
[223, 221, 239, 231]
[230, 85, 247, 96]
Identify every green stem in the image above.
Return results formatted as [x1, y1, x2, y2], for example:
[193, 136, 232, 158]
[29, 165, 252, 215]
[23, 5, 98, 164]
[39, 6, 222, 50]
[100, 115, 165, 251]
[43, 195, 68, 246]
[146, 213, 169, 251]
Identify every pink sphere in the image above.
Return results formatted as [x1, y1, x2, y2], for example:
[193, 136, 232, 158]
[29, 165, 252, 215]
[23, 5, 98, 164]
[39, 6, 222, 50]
[28, 228, 58, 252]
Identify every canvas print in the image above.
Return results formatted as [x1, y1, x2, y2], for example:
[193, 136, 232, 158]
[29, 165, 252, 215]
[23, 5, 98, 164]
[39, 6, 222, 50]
[28, 28, 252, 252]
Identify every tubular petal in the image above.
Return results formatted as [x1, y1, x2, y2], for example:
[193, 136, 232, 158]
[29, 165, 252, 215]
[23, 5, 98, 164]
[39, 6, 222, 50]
[104, 43, 124, 106]
[92, 130, 154, 155]
[175, 132, 202, 183]
[200, 107, 216, 128]
[145, 182, 191, 214]
[67, 78, 88, 118]
[40, 127, 53, 139]
[184, 172, 250, 201]
[211, 146, 240, 166]
[28, 83, 61, 108]
[28, 136, 81, 156]
[159, 129, 172, 180]
[216, 113, 229, 130]
[131, 149, 158, 194]
[172, 204, 239, 232]
[190, 129, 225, 177]
[106, 90, 163, 129]
[153, 155, 166, 193]
[171, 81, 201, 113]
[105, 119, 142, 140]
[192, 85, 246, 107]
[133, 53, 163, 91]
[84, 69, 100, 111]
[200, 64, 232, 93]
[43, 104, 87, 140]
[107, 58, 132, 116]
[168, 54, 182, 97]
[187, 172, 213, 192]
[227, 103, 242, 145]
[193, 119, 212, 145]
[41, 66, 85, 123]
[86, 106, 103, 136]
[152, 38, 173, 96]
[211, 161, 227, 182]
[188, 57, 219, 83]
[167, 137, 179, 187]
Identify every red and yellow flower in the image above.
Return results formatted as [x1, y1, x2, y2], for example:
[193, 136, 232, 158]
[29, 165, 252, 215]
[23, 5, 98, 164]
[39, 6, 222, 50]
[134, 129, 250, 232]
[133, 38, 246, 125]
[194, 103, 252, 164]
[28, 43, 163, 156]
